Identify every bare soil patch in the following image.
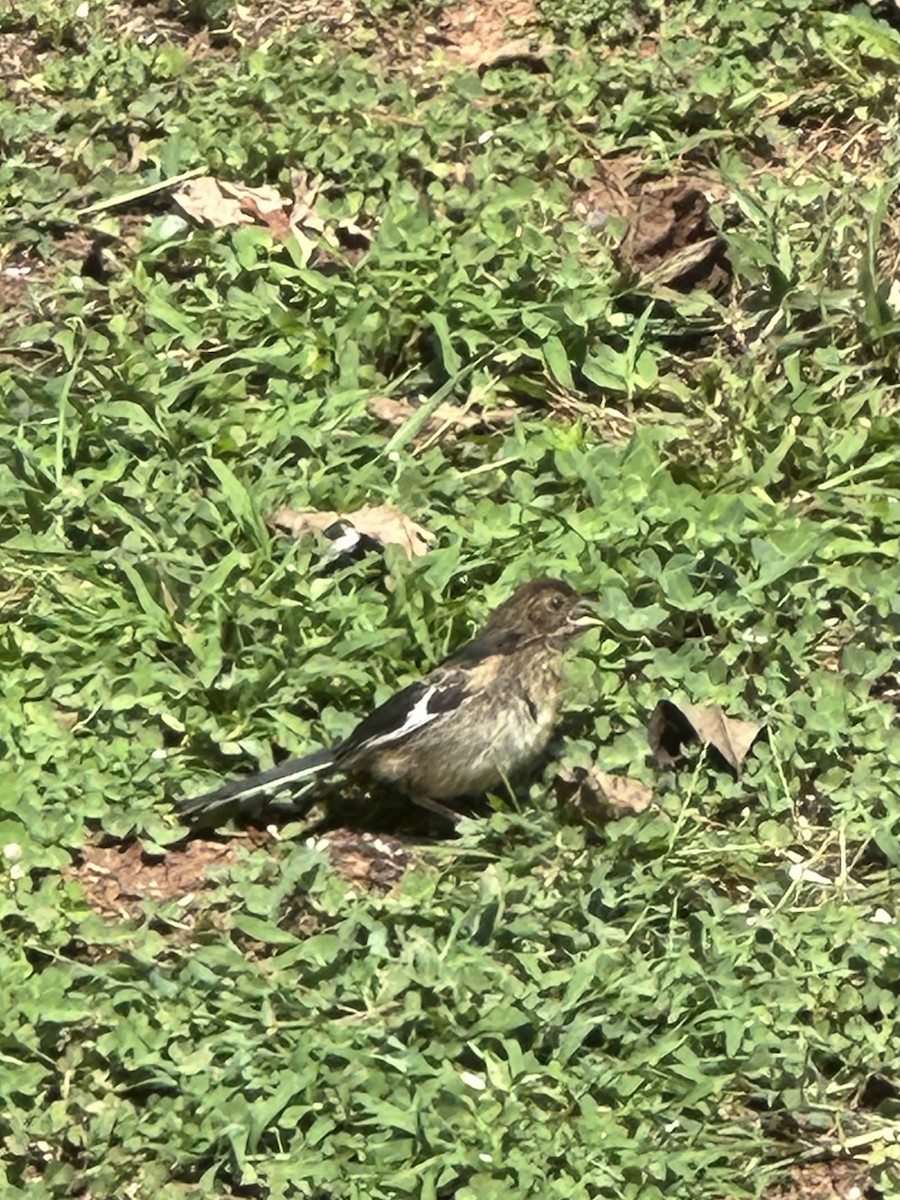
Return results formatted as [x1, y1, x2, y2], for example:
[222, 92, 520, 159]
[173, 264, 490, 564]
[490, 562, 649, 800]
[765, 1157, 878, 1200]
[229, 0, 357, 43]
[67, 831, 273, 920]
[68, 823, 412, 921]
[312, 828, 413, 891]
[0, 228, 94, 335]
[436, 0, 544, 67]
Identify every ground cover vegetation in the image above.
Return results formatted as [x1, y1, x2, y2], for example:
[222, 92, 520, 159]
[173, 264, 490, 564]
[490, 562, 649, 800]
[1, 0, 898, 1195]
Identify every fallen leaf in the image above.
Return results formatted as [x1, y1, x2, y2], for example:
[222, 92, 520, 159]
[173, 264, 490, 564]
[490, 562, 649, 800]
[367, 395, 518, 441]
[575, 168, 731, 294]
[648, 699, 763, 774]
[555, 764, 653, 830]
[170, 173, 369, 263]
[269, 504, 434, 559]
[172, 177, 284, 228]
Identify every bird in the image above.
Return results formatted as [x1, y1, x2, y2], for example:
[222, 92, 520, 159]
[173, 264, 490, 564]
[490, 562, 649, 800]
[177, 577, 600, 825]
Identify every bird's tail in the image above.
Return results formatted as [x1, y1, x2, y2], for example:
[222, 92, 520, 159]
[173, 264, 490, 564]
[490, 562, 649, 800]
[176, 747, 336, 821]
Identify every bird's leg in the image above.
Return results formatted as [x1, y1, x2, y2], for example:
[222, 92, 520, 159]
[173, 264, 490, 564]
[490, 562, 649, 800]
[411, 795, 463, 825]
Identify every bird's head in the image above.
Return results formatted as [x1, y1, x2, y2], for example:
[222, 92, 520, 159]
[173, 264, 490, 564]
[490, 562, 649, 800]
[484, 578, 601, 642]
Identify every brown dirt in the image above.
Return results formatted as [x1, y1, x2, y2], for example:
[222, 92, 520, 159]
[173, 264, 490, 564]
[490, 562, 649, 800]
[106, 1, 210, 48]
[765, 1157, 877, 1200]
[313, 828, 413, 891]
[67, 832, 274, 920]
[436, 0, 546, 68]
[229, 0, 547, 71]
[0, 229, 94, 335]
[1, 215, 149, 339]
[68, 824, 411, 921]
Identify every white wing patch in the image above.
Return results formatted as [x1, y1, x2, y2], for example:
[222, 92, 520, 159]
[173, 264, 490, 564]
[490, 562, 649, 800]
[362, 685, 445, 750]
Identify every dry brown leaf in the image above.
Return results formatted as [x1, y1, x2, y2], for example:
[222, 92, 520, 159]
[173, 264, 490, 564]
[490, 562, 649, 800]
[288, 169, 326, 231]
[269, 504, 434, 559]
[555, 765, 653, 831]
[575, 167, 731, 294]
[367, 395, 518, 441]
[170, 173, 367, 262]
[172, 177, 285, 228]
[648, 699, 763, 774]
[619, 183, 731, 292]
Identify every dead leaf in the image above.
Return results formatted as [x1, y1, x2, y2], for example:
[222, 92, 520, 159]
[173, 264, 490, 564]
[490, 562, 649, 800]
[170, 173, 369, 264]
[367, 395, 518, 441]
[619, 183, 731, 291]
[269, 504, 434, 560]
[555, 765, 653, 830]
[574, 167, 731, 294]
[172, 177, 285, 228]
[648, 699, 763, 774]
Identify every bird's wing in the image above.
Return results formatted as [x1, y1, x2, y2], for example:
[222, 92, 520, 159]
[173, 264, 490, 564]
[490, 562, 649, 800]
[335, 671, 469, 762]
[442, 625, 524, 668]
[177, 747, 335, 820]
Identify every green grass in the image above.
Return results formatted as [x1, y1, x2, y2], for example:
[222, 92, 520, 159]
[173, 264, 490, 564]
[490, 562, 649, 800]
[1, 0, 899, 1195]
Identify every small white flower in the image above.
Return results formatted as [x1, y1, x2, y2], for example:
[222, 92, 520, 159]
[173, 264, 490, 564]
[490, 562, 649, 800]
[871, 908, 894, 925]
[3, 843, 22, 864]
[151, 748, 167, 760]
[10, 864, 25, 880]
[479, 1153, 493, 1163]
[478, 130, 494, 145]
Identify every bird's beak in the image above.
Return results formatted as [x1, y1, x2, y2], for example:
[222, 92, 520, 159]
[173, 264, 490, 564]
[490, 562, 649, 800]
[568, 597, 603, 630]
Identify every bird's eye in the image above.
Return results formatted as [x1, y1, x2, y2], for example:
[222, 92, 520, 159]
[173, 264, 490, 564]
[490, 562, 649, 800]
[549, 593, 566, 610]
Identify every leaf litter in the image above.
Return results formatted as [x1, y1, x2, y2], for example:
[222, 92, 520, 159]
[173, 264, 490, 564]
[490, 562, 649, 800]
[555, 764, 654, 832]
[648, 698, 764, 773]
[269, 503, 434, 560]
[171, 170, 371, 264]
[367, 393, 519, 442]
[573, 161, 732, 292]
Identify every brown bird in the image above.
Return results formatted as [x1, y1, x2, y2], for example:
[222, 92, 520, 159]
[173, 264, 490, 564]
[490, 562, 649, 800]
[177, 577, 599, 824]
